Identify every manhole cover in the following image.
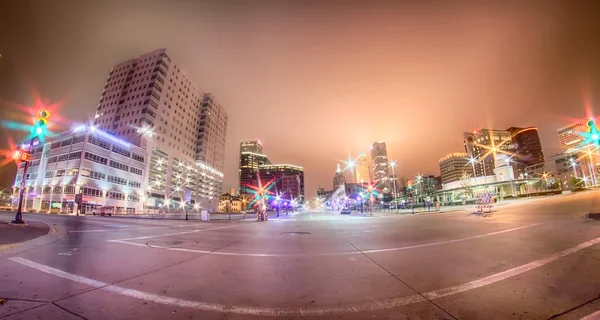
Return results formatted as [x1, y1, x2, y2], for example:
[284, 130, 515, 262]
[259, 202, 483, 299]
[589, 213, 600, 221]
[162, 240, 185, 245]
[280, 232, 311, 236]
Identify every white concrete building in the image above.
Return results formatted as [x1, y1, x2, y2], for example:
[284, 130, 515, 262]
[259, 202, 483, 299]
[91, 48, 227, 210]
[12, 49, 228, 214]
[13, 126, 147, 214]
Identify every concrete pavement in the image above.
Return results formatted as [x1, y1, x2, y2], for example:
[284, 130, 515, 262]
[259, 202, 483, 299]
[0, 191, 599, 319]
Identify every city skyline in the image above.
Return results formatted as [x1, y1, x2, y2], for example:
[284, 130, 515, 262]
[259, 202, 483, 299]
[1, 1, 600, 198]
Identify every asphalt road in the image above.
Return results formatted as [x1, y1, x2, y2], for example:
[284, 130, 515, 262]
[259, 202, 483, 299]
[1, 191, 599, 320]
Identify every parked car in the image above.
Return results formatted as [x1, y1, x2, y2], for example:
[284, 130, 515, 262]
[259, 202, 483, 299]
[341, 208, 351, 214]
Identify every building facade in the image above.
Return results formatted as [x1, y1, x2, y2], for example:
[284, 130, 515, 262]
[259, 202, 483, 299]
[557, 122, 587, 154]
[370, 141, 390, 189]
[218, 193, 242, 212]
[281, 175, 302, 201]
[240, 140, 263, 154]
[463, 129, 515, 178]
[18, 48, 228, 213]
[355, 152, 369, 183]
[439, 152, 469, 184]
[196, 93, 228, 172]
[257, 164, 305, 202]
[332, 164, 346, 190]
[13, 126, 147, 214]
[506, 127, 544, 176]
[239, 150, 271, 194]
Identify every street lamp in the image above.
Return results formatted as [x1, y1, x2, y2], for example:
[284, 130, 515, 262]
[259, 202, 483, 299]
[389, 161, 398, 211]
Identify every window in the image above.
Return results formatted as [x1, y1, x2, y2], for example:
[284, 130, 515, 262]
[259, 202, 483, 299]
[63, 186, 76, 194]
[108, 191, 125, 201]
[66, 168, 79, 176]
[107, 175, 127, 185]
[84, 152, 108, 165]
[60, 138, 73, 147]
[132, 153, 145, 164]
[26, 173, 38, 180]
[109, 160, 129, 171]
[30, 160, 41, 167]
[69, 151, 82, 160]
[130, 167, 143, 176]
[43, 186, 52, 193]
[51, 141, 61, 149]
[88, 135, 110, 150]
[45, 171, 54, 178]
[82, 187, 102, 197]
[112, 145, 131, 158]
[128, 181, 141, 188]
[127, 194, 140, 202]
[81, 169, 106, 180]
[55, 169, 66, 177]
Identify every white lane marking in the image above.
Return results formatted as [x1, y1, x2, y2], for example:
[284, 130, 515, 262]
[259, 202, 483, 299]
[110, 223, 540, 258]
[362, 223, 540, 254]
[57, 248, 79, 256]
[69, 225, 189, 233]
[107, 224, 244, 242]
[10, 236, 600, 316]
[581, 309, 600, 320]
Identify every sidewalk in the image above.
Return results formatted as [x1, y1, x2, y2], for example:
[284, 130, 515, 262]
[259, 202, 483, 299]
[0, 220, 50, 247]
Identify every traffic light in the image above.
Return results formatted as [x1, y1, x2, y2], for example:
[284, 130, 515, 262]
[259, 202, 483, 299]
[34, 110, 50, 136]
[407, 180, 413, 190]
[587, 120, 599, 146]
[12, 150, 30, 162]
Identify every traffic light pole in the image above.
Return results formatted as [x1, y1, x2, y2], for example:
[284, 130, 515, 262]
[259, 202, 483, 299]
[12, 138, 35, 224]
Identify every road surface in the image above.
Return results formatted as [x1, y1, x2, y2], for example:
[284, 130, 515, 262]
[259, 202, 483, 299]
[1, 191, 599, 319]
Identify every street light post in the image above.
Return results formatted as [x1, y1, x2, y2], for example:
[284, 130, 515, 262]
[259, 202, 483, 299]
[12, 139, 35, 225]
[390, 161, 398, 211]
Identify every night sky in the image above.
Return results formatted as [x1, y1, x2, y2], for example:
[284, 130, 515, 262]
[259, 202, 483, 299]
[1, 1, 600, 197]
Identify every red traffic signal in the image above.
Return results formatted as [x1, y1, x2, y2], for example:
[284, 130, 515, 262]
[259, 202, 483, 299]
[12, 150, 31, 162]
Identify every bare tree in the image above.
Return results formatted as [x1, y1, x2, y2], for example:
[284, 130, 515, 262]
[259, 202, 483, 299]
[460, 171, 473, 199]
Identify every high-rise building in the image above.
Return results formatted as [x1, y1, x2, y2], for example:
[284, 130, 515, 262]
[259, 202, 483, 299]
[333, 164, 346, 190]
[239, 150, 270, 194]
[506, 127, 544, 176]
[463, 129, 514, 178]
[439, 152, 470, 184]
[355, 152, 369, 183]
[240, 140, 263, 154]
[258, 164, 305, 202]
[557, 122, 587, 154]
[91, 49, 226, 209]
[196, 93, 228, 172]
[370, 141, 390, 189]
[557, 120, 599, 185]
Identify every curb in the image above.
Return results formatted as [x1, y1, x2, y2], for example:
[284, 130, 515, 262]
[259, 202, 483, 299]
[0, 221, 67, 258]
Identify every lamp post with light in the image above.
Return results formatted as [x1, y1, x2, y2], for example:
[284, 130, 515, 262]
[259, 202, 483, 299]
[390, 161, 398, 211]
[12, 110, 50, 225]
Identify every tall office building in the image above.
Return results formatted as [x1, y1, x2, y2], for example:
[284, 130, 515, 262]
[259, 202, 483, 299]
[506, 127, 544, 176]
[355, 152, 369, 183]
[240, 140, 263, 154]
[333, 164, 346, 190]
[196, 93, 228, 172]
[463, 129, 514, 177]
[439, 152, 470, 184]
[92, 48, 226, 209]
[557, 122, 587, 154]
[258, 164, 305, 202]
[239, 149, 270, 193]
[370, 141, 390, 189]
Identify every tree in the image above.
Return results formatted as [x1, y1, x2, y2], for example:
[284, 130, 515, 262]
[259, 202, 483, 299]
[459, 171, 473, 199]
[569, 177, 584, 191]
